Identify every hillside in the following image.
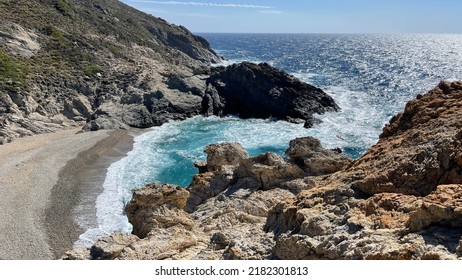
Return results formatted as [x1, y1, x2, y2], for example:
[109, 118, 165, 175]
[0, 0, 221, 143]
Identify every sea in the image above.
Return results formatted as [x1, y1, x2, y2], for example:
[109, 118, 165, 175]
[75, 33, 462, 247]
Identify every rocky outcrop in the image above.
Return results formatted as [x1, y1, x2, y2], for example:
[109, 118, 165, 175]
[267, 81, 462, 260]
[125, 184, 193, 239]
[203, 62, 339, 124]
[286, 137, 352, 176]
[0, 23, 40, 58]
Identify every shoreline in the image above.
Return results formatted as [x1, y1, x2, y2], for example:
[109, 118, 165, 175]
[45, 130, 135, 259]
[0, 128, 135, 260]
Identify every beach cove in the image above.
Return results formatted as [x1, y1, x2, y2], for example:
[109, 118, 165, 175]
[0, 128, 133, 259]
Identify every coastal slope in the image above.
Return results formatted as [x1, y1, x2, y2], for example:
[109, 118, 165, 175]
[1, 0, 221, 143]
[65, 81, 462, 260]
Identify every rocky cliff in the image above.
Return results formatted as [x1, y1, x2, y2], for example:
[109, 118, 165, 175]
[64, 81, 462, 260]
[0, 0, 337, 144]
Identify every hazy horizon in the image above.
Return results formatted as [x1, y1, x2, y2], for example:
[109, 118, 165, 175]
[122, 0, 462, 34]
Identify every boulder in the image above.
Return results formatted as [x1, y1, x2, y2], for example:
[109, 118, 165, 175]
[286, 137, 352, 175]
[125, 183, 193, 238]
[204, 143, 249, 172]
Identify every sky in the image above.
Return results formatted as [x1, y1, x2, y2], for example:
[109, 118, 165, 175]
[121, 0, 462, 34]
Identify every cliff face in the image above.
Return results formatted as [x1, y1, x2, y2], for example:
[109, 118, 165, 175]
[64, 81, 462, 260]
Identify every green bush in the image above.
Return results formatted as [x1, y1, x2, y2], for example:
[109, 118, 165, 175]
[0, 50, 29, 83]
[55, 0, 71, 16]
[84, 64, 102, 76]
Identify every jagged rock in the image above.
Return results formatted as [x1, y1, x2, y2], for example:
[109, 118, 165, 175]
[81, 116, 129, 131]
[186, 168, 235, 213]
[61, 248, 90, 260]
[205, 62, 339, 122]
[89, 233, 140, 260]
[303, 115, 323, 128]
[0, 22, 40, 58]
[204, 143, 249, 172]
[210, 232, 229, 250]
[352, 81, 462, 196]
[235, 152, 307, 190]
[266, 82, 462, 260]
[407, 185, 462, 232]
[125, 183, 193, 238]
[0, 0, 222, 143]
[1, 3, 339, 144]
[286, 137, 352, 175]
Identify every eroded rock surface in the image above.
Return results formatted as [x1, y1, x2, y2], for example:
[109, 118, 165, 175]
[268, 81, 462, 260]
[1, 2, 337, 144]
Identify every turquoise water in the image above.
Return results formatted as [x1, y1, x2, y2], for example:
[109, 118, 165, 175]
[76, 33, 462, 247]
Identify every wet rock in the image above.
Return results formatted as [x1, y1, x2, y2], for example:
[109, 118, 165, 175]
[205, 62, 339, 122]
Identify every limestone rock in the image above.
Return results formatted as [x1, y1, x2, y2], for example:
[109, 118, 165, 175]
[286, 137, 352, 175]
[89, 233, 140, 260]
[266, 82, 462, 260]
[235, 152, 307, 190]
[125, 183, 193, 238]
[0, 23, 40, 58]
[204, 143, 249, 172]
[351, 81, 462, 196]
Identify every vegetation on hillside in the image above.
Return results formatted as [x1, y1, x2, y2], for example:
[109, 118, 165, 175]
[0, 0, 215, 86]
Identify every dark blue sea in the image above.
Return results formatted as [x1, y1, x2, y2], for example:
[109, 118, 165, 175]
[76, 33, 462, 247]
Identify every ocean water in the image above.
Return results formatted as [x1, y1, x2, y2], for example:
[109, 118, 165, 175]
[76, 33, 462, 247]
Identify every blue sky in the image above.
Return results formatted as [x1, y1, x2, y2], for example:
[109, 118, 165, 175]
[121, 0, 462, 33]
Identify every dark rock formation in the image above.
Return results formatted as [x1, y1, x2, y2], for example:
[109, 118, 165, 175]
[203, 62, 339, 122]
[1, 1, 339, 144]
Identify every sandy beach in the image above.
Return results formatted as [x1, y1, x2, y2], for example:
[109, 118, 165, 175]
[0, 128, 134, 260]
